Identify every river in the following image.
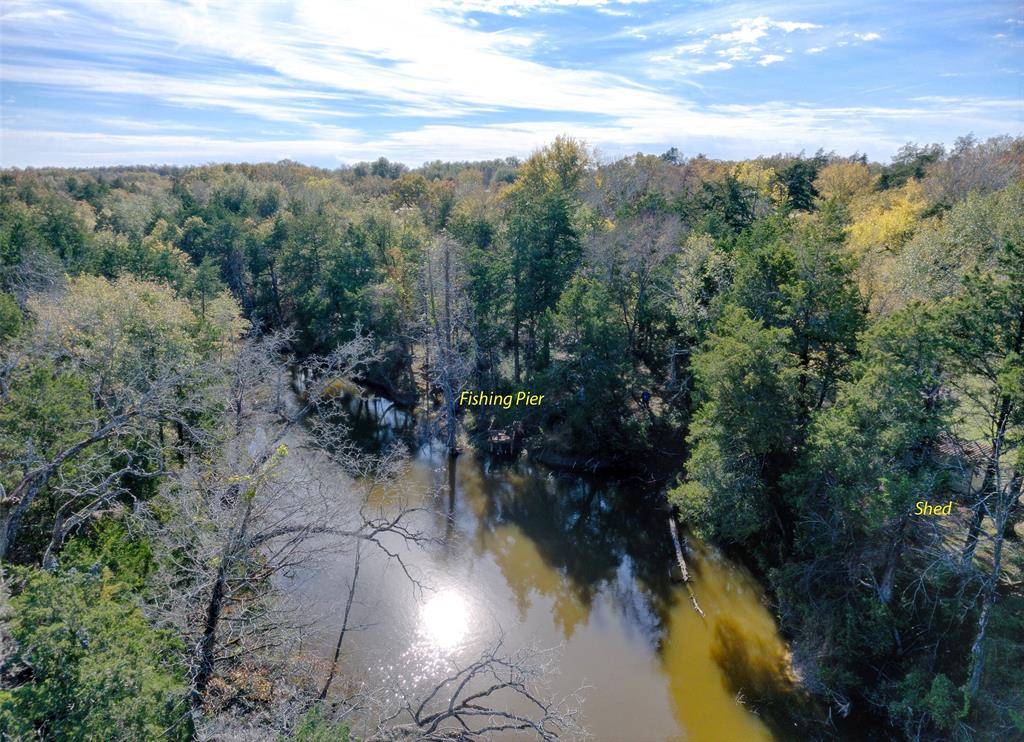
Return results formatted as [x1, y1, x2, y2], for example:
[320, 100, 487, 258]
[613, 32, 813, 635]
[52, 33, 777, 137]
[286, 391, 805, 741]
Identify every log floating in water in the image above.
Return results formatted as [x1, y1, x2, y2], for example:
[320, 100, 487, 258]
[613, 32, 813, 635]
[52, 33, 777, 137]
[668, 515, 705, 619]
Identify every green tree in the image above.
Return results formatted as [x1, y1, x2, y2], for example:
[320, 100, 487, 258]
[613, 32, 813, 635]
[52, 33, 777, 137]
[1, 275, 237, 562]
[549, 274, 641, 455]
[0, 291, 20, 341]
[779, 159, 820, 212]
[191, 255, 224, 320]
[504, 137, 590, 379]
[0, 568, 190, 741]
[730, 210, 864, 418]
[879, 142, 944, 190]
[700, 175, 755, 237]
[670, 306, 800, 545]
[778, 305, 951, 724]
[940, 239, 1024, 699]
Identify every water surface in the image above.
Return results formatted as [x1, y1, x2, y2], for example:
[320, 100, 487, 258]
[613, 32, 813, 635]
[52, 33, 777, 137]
[290, 393, 799, 741]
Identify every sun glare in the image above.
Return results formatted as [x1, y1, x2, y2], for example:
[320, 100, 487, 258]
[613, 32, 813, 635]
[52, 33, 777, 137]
[420, 589, 470, 651]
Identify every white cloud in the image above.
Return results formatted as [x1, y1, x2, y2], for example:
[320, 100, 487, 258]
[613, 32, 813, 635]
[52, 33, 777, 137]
[672, 41, 708, 55]
[1, 1, 1019, 167]
[775, 21, 819, 32]
[807, 46, 826, 54]
[434, 0, 646, 14]
[694, 61, 733, 73]
[716, 45, 760, 60]
[856, 32, 882, 41]
[13, 0, 673, 124]
[9, 95, 1022, 167]
[714, 16, 773, 45]
[0, 5, 68, 21]
[5, 3, 823, 122]
[713, 16, 820, 45]
[647, 56, 730, 78]
[0, 63, 363, 124]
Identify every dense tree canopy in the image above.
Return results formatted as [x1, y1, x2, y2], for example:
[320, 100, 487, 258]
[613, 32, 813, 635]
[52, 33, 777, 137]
[1, 135, 1022, 739]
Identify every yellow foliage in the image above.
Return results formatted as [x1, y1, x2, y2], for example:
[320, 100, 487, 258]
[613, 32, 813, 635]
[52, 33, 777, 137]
[140, 234, 191, 272]
[844, 181, 930, 315]
[732, 162, 785, 203]
[813, 161, 876, 204]
[320, 378, 360, 399]
[204, 291, 250, 346]
[506, 136, 590, 198]
[27, 274, 244, 389]
[846, 181, 927, 256]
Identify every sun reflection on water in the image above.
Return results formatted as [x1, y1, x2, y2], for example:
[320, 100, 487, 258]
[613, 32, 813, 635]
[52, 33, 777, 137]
[419, 588, 470, 651]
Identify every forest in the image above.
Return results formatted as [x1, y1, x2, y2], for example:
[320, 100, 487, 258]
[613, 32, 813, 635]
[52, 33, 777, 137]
[0, 133, 1022, 741]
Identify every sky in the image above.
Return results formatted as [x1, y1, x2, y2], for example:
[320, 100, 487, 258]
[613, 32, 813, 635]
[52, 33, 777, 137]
[0, 0, 1021, 168]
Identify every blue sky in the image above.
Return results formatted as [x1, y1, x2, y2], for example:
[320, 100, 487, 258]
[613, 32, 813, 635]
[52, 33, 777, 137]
[1, 0, 1021, 167]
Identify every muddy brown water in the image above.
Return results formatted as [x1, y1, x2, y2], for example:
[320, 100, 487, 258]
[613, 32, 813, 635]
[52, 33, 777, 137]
[286, 393, 804, 741]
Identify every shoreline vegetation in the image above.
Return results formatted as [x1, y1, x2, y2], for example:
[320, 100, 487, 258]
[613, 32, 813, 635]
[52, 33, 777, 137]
[1, 135, 1022, 740]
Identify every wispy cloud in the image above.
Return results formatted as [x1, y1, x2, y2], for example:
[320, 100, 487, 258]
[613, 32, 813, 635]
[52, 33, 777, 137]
[435, 0, 648, 16]
[645, 13, 821, 72]
[0, 0, 1020, 166]
[713, 16, 820, 45]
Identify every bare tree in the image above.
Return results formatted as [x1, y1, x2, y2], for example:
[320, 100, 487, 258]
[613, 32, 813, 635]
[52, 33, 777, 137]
[0, 277, 228, 562]
[422, 234, 473, 456]
[227, 327, 295, 432]
[367, 640, 586, 742]
[966, 465, 1023, 698]
[317, 440, 417, 703]
[584, 213, 681, 358]
[40, 448, 162, 570]
[144, 331, 437, 736]
[926, 134, 1024, 204]
[0, 370, 208, 560]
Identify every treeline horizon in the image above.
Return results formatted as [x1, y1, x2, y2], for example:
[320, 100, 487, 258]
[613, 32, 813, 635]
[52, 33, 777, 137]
[1, 133, 1022, 740]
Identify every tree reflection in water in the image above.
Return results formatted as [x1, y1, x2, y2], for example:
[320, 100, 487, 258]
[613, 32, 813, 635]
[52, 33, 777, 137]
[306, 388, 808, 741]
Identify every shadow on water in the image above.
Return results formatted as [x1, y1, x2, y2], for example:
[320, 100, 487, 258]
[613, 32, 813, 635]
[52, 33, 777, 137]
[340, 392, 417, 453]
[470, 460, 679, 639]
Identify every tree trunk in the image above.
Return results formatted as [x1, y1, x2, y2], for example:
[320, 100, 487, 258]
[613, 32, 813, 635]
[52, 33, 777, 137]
[2, 470, 58, 560]
[0, 414, 131, 560]
[192, 557, 229, 708]
[1003, 476, 1023, 539]
[320, 539, 361, 700]
[269, 259, 284, 326]
[0, 495, 15, 562]
[967, 530, 1002, 698]
[445, 394, 457, 453]
[967, 471, 1020, 699]
[513, 321, 521, 384]
[962, 464, 995, 566]
[192, 491, 252, 709]
[878, 516, 906, 607]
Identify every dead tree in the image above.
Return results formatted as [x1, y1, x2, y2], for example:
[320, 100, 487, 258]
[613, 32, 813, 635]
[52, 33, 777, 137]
[942, 245, 1024, 700]
[368, 640, 586, 742]
[422, 234, 473, 456]
[145, 332, 435, 734]
[0, 374, 201, 561]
